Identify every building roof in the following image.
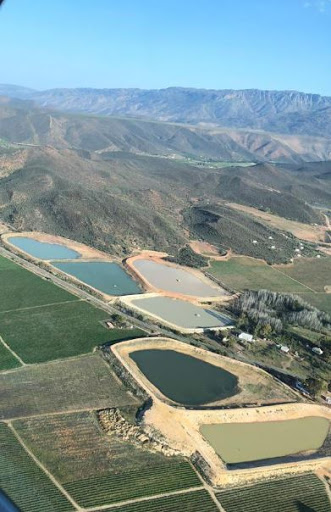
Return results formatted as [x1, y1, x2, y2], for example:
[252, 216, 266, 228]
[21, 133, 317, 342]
[238, 332, 254, 342]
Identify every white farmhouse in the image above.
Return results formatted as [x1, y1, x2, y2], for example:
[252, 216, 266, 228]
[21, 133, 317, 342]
[238, 332, 254, 343]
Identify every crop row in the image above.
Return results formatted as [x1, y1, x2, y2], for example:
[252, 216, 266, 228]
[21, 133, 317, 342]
[216, 473, 331, 512]
[64, 462, 201, 508]
[107, 489, 219, 512]
[0, 424, 73, 512]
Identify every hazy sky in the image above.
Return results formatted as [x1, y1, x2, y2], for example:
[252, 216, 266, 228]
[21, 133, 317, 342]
[1, 0, 331, 94]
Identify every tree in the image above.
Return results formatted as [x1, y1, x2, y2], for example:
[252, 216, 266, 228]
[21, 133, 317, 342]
[305, 377, 328, 398]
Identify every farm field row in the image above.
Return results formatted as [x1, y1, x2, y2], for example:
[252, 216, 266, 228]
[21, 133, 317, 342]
[216, 473, 331, 512]
[0, 423, 73, 512]
[0, 254, 144, 369]
[0, 354, 139, 420]
[13, 411, 202, 508]
[104, 490, 219, 511]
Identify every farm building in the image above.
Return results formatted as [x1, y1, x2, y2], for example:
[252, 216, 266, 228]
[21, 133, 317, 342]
[312, 346, 323, 355]
[280, 345, 290, 354]
[238, 332, 254, 343]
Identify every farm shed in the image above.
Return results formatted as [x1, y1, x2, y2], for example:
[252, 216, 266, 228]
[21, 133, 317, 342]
[238, 332, 254, 343]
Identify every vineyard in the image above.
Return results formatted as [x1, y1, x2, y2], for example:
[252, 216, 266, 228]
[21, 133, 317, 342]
[13, 411, 201, 508]
[0, 423, 73, 512]
[64, 462, 202, 508]
[216, 473, 331, 512]
[0, 341, 20, 372]
[0, 354, 139, 420]
[105, 489, 219, 511]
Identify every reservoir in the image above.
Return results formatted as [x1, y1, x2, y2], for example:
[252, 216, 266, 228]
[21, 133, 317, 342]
[8, 236, 81, 260]
[130, 296, 232, 330]
[200, 416, 330, 464]
[52, 261, 141, 296]
[132, 259, 223, 297]
[130, 349, 239, 405]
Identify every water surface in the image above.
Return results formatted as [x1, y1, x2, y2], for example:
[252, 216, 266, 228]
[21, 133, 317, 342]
[8, 236, 80, 260]
[52, 261, 141, 296]
[133, 259, 222, 297]
[200, 416, 330, 464]
[130, 349, 239, 405]
[131, 296, 232, 329]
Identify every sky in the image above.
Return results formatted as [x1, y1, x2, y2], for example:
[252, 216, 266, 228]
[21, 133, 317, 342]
[0, 0, 331, 94]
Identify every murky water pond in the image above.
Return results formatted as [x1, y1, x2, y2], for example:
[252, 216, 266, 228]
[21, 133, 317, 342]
[130, 296, 232, 329]
[200, 416, 330, 463]
[8, 237, 80, 260]
[52, 261, 141, 296]
[133, 259, 223, 297]
[130, 349, 239, 405]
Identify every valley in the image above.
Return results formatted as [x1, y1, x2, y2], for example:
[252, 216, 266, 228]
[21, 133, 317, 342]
[0, 93, 330, 512]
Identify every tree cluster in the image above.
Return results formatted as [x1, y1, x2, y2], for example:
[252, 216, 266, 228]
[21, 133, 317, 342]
[232, 289, 331, 336]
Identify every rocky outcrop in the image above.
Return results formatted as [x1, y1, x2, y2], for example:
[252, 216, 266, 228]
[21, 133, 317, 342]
[98, 408, 179, 457]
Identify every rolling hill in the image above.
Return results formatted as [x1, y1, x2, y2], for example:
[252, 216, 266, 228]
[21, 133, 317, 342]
[0, 101, 330, 260]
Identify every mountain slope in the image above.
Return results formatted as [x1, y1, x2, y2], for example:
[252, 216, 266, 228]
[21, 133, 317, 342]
[2, 84, 331, 137]
[1, 100, 331, 163]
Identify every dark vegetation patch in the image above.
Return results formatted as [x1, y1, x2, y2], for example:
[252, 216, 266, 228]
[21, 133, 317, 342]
[165, 245, 208, 268]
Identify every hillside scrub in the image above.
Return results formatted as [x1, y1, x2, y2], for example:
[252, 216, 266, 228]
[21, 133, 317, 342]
[165, 245, 208, 268]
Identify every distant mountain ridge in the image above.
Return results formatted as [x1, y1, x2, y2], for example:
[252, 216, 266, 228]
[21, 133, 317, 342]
[1, 100, 331, 163]
[1, 84, 331, 137]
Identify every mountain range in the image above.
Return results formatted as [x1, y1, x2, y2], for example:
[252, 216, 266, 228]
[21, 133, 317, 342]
[1, 84, 331, 138]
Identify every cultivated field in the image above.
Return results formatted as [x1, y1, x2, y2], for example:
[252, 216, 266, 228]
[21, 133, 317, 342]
[277, 258, 331, 314]
[0, 341, 20, 371]
[208, 257, 308, 293]
[13, 411, 201, 509]
[297, 292, 331, 315]
[208, 256, 331, 313]
[0, 423, 73, 512]
[0, 299, 144, 364]
[277, 258, 331, 293]
[0, 254, 76, 312]
[106, 490, 219, 512]
[216, 473, 331, 512]
[0, 354, 139, 420]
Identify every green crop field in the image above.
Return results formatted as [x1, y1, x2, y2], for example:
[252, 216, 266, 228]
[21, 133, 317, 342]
[296, 293, 331, 315]
[0, 354, 139, 420]
[216, 473, 331, 512]
[278, 258, 331, 293]
[0, 300, 144, 364]
[105, 490, 218, 512]
[0, 423, 73, 512]
[14, 412, 201, 508]
[0, 342, 20, 371]
[208, 257, 308, 293]
[0, 255, 76, 312]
